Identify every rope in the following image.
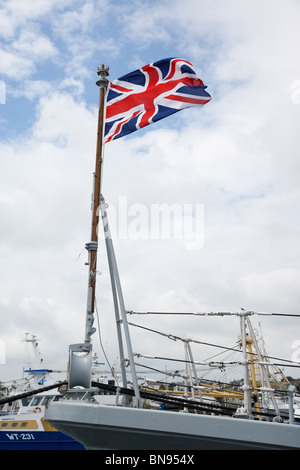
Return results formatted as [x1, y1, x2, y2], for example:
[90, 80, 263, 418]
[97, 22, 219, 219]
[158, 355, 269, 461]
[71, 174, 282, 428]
[0, 381, 67, 406]
[90, 381, 285, 420]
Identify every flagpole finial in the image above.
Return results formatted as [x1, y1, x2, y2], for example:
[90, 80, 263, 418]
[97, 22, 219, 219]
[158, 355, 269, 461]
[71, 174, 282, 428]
[96, 64, 109, 88]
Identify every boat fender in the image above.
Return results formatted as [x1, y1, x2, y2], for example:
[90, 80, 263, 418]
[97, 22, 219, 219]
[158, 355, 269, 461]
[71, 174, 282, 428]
[33, 407, 42, 413]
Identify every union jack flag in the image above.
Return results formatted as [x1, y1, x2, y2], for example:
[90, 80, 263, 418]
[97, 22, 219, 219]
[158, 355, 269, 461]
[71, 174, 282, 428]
[104, 58, 211, 143]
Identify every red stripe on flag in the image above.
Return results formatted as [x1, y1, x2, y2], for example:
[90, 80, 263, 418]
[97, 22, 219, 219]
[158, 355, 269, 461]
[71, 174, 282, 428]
[166, 94, 211, 105]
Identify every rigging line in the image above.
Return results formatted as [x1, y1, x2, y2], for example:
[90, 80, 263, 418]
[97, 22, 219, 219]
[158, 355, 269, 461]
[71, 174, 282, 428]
[128, 322, 236, 361]
[135, 362, 215, 387]
[128, 310, 300, 317]
[128, 320, 241, 353]
[134, 361, 181, 376]
[204, 352, 238, 362]
[128, 321, 300, 366]
[202, 344, 240, 363]
[94, 296, 119, 387]
[134, 352, 300, 370]
[135, 353, 237, 367]
[272, 363, 300, 368]
[268, 313, 300, 317]
[135, 362, 191, 383]
[134, 362, 243, 393]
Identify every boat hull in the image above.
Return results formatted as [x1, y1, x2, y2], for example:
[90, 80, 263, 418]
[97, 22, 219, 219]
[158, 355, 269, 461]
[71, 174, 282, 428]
[45, 401, 300, 450]
[0, 429, 84, 450]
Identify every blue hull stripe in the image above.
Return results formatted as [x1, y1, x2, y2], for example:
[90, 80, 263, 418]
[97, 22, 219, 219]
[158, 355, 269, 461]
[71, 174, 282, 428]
[0, 431, 85, 450]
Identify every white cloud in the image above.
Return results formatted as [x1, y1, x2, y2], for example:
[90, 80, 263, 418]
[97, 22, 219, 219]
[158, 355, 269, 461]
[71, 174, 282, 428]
[0, 0, 111, 87]
[51, 0, 99, 37]
[0, 0, 68, 39]
[119, 3, 172, 46]
[32, 91, 97, 149]
[10, 80, 54, 100]
[0, 49, 35, 79]
[0, 4, 58, 80]
[12, 30, 57, 60]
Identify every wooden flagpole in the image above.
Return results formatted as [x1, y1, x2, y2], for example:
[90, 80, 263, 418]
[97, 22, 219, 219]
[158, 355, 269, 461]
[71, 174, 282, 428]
[85, 64, 109, 344]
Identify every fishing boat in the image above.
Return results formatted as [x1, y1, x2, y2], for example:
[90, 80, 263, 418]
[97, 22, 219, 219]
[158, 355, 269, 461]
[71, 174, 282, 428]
[0, 334, 120, 449]
[0, 334, 84, 450]
[44, 62, 300, 450]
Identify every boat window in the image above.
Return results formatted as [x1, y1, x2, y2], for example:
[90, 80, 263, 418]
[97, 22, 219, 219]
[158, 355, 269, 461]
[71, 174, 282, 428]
[40, 395, 55, 406]
[30, 396, 43, 406]
[21, 397, 32, 406]
[1, 421, 32, 429]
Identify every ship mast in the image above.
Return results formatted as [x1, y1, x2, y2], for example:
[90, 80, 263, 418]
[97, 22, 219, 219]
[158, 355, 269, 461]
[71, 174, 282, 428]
[67, 64, 142, 406]
[68, 65, 109, 389]
[85, 65, 110, 343]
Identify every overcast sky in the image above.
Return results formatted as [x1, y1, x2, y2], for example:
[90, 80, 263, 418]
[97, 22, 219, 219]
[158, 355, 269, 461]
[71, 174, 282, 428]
[0, 0, 300, 385]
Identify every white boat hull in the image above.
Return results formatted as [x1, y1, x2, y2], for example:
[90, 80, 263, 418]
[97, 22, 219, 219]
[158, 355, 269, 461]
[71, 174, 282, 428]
[45, 401, 300, 450]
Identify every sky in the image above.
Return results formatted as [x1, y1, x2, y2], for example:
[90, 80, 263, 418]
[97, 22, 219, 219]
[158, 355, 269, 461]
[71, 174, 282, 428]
[0, 0, 300, 386]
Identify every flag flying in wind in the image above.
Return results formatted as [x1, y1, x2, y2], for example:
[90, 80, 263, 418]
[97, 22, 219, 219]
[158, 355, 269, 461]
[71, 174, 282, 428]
[104, 58, 211, 143]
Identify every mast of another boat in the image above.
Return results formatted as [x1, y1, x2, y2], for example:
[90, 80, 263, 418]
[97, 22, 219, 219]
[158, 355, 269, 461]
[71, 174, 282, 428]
[239, 311, 252, 416]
